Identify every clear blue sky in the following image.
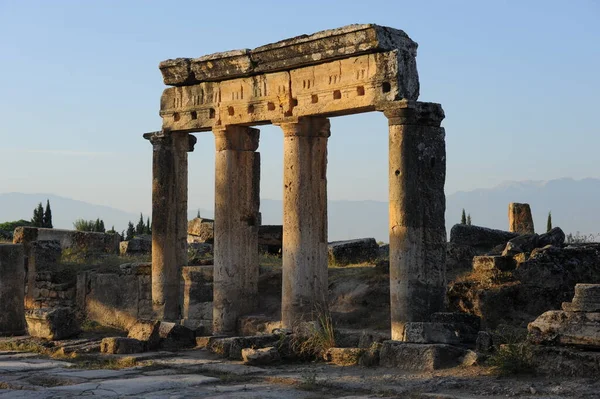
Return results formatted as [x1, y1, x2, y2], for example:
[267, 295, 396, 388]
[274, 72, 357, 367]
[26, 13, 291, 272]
[1, 0, 598, 214]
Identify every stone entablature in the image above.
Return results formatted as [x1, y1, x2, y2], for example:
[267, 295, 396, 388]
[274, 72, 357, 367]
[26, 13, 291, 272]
[159, 25, 419, 132]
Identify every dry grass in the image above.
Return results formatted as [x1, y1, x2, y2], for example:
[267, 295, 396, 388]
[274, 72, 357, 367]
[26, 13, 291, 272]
[288, 307, 336, 360]
[59, 248, 150, 273]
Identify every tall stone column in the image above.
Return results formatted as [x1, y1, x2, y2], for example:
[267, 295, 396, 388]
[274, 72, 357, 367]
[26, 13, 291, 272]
[383, 101, 446, 341]
[144, 131, 196, 322]
[213, 126, 260, 335]
[0, 244, 26, 336]
[277, 117, 330, 329]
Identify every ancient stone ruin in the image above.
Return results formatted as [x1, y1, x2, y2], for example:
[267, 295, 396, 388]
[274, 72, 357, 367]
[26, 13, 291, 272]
[145, 24, 447, 339]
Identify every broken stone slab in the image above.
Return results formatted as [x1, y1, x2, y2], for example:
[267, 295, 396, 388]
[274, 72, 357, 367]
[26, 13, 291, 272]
[379, 341, 466, 371]
[100, 337, 145, 354]
[119, 236, 151, 255]
[403, 322, 459, 345]
[472, 255, 516, 273]
[187, 218, 214, 243]
[449, 224, 518, 253]
[503, 228, 566, 256]
[241, 346, 280, 366]
[562, 284, 600, 312]
[238, 315, 282, 336]
[128, 320, 161, 350]
[327, 238, 379, 266]
[508, 203, 535, 234]
[25, 307, 80, 340]
[539, 227, 566, 247]
[530, 345, 600, 377]
[160, 24, 418, 87]
[528, 310, 600, 348]
[158, 322, 196, 351]
[323, 347, 364, 366]
[431, 312, 481, 343]
[0, 244, 26, 336]
[207, 334, 280, 360]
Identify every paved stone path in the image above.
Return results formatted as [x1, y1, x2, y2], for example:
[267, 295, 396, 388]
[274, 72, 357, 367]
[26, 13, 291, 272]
[1, 349, 599, 398]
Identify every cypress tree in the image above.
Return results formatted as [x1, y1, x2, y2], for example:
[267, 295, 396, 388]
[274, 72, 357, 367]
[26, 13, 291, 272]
[197, 209, 201, 218]
[461, 209, 467, 225]
[467, 214, 472, 226]
[126, 221, 135, 240]
[94, 218, 101, 232]
[145, 217, 151, 235]
[547, 211, 552, 232]
[99, 220, 105, 233]
[136, 213, 145, 235]
[31, 202, 44, 227]
[43, 199, 53, 228]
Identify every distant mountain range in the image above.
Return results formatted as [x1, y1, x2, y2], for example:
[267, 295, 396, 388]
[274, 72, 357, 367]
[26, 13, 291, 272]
[2, 178, 598, 242]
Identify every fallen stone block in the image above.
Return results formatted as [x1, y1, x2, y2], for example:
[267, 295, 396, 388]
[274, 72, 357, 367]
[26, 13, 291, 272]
[323, 347, 364, 366]
[187, 218, 214, 243]
[539, 227, 565, 247]
[403, 322, 459, 345]
[158, 322, 196, 351]
[119, 236, 152, 255]
[460, 349, 481, 367]
[242, 346, 280, 365]
[562, 283, 600, 312]
[328, 238, 379, 266]
[449, 224, 518, 253]
[379, 341, 466, 371]
[472, 255, 516, 273]
[208, 334, 280, 360]
[528, 310, 600, 348]
[431, 312, 481, 343]
[25, 307, 80, 340]
[238, 315, 282, 336]
[128, 320, 161, 350]
[530, 345, 600, 376]
[101, 337, 145, 354]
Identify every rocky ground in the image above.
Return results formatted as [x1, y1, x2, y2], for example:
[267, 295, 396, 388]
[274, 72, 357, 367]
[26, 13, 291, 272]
[1, 346, 599, 398]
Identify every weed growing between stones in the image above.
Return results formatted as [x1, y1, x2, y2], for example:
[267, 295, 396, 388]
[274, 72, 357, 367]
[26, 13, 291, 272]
[487, 326, 533, 375]
[288, 306, 336, 360]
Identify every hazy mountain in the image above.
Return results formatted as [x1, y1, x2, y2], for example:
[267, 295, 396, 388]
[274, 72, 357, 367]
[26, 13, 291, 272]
[2, 178, 598, 242]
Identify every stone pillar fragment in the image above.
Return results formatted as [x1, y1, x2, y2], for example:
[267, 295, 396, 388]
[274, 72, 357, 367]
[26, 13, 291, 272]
[212, 126, 260, 336]
[508, 203, 534, 234]
[0, 244, 26, 336]
[383, 101, 446, 341]
[277, 117, 330, 328]
[144, 131, 196, 321]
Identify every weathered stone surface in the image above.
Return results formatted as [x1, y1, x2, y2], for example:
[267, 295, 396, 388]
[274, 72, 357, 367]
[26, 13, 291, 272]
[508, 203, 535, 234]
[238, 315, 281, 336]
[25, 307, 79, 340]
[213, 126, 260, 335]
[100, 337, 145, 354]
[258, 225, 283, 254]
[472, 255, 516, 273]
[476, 331, 493, 353]
[327, 238, 379, 266]
[539, 227, 566, 247]
[403, 322, 459, 344]
[449, 224, 518, 253]
[208, 335, 280, 360]
[241, 346, 280, 365]
[385, 102, 446, 340]
[0, 244, 26, 336]
[29, 240, 61, 271]
[13, 227, 119, 255]
[181, 266, 213, 330]
[502, 233, 539, 256]
[187, 218, 214, 243]
[528, 310, 600, 348]
[379, 341, 465, 371]
[158, 322, 196, 351]
[160, 24, 418, 87]
[187, 242, 212, 264]
[530, 345, 600, 376]
[323, 347, 364, 366]
[128, 320, 161, 350]
[279, 118, 329, 328]
[564, 283, 600, 312]
[119, 236, 152, 255]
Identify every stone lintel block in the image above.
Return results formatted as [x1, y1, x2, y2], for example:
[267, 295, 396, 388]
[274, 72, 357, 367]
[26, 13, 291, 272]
[472, 255, 516, 273]
[403, 322, 460, 345]
[379, 341, 466, 371]
[528, 310, 600, 348]
[160, 52, 418, 133]
[159, 24, 417, 86]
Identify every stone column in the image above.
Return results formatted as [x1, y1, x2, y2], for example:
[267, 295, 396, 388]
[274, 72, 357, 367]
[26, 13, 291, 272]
[144, 131, 196, 321]
[383, 101, 446, 341]
[508, 203, 534, 234]
[0, 244, 26, 336]
[212, 126, 260, 335]
[277, 117, 330, 329]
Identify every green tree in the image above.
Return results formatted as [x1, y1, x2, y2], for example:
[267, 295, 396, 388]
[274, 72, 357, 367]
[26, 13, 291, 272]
[42, 199, 53, 228]
[145, 217, 151, 235]
[136, 213, 145, 235]
[99, 220, 105, 233]
[31, 202, 44, 227]
[0, 220, 32, 232]
[126, 221, 135, 240]
[547, 211, 552, 232]
[197, 209, 201, 218]
[467, 214, 472, 226]
[461, 209, 467, 225]
[74, 219, 95, 231]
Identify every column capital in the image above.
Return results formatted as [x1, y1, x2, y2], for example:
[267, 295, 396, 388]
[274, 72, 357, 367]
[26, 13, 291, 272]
[143, 131, 197, 152]
[380, 100, 444, 127]
[275, 117, 331, 138]
[213, 125, 259, 152]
